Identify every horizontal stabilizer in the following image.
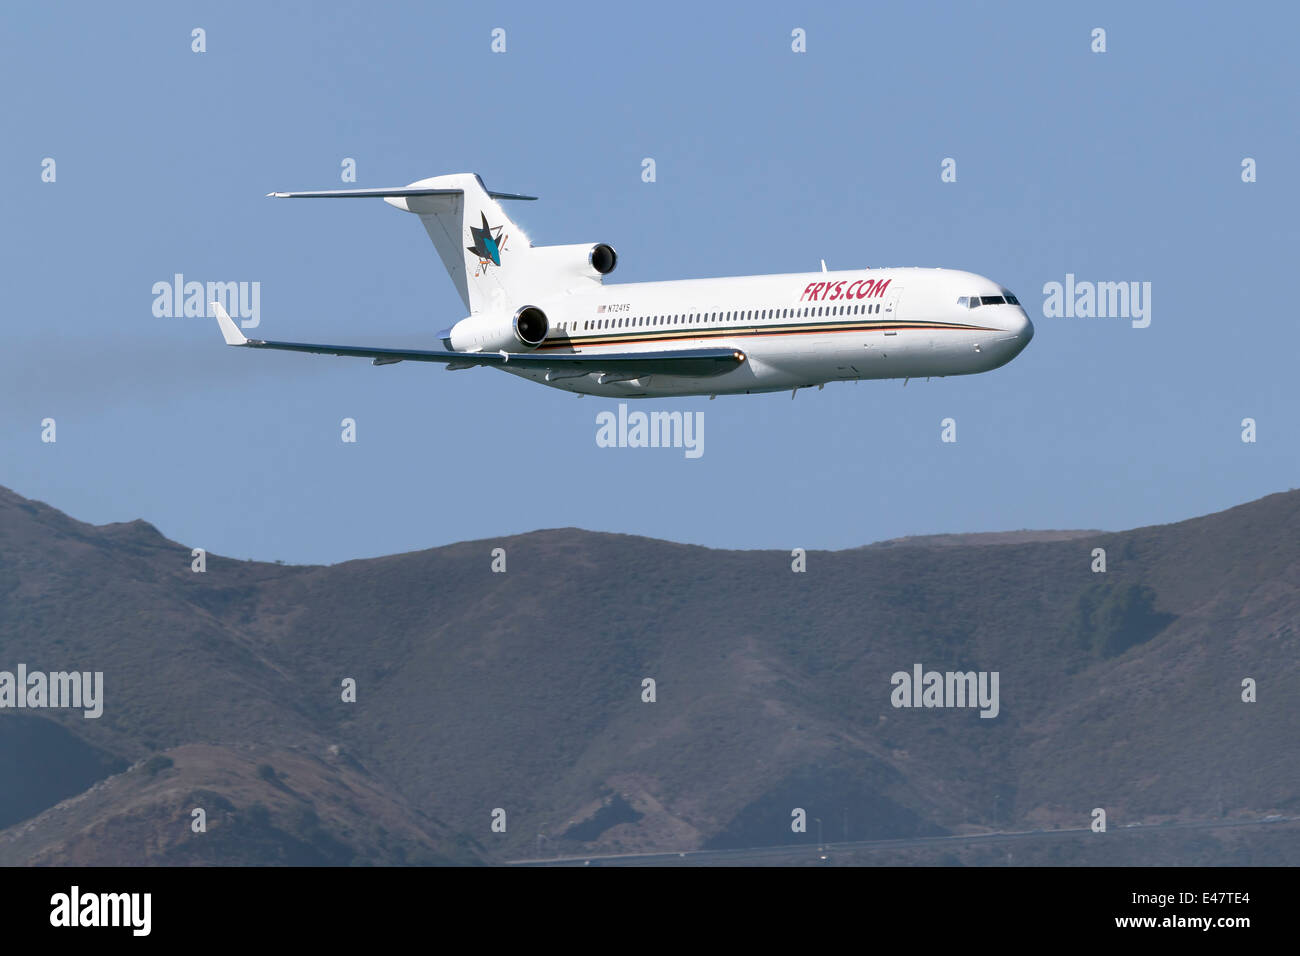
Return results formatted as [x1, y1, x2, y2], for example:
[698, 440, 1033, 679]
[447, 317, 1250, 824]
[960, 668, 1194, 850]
[266, 173, 538, 313]
[267, 187, 536, 201]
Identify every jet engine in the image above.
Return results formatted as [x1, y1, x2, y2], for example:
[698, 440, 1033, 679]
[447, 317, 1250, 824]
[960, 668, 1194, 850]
[587, 243, 618, 275]
[446, 305, 549, 352]
[523, 243, 618, 282]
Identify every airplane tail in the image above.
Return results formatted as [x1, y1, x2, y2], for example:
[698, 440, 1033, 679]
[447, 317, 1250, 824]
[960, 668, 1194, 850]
[383, 173, 534, 314]
[269, 173, 615, 315]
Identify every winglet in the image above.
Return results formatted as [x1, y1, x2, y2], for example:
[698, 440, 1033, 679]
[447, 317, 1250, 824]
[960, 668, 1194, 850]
[212, 303, 248, 345]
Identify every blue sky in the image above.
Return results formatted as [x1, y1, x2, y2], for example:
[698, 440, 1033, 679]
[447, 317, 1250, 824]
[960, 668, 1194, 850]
[2, 1, 1295, 564]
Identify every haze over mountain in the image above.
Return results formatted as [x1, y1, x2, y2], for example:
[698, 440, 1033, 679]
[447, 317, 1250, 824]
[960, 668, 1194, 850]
[0, 484, 1296, 865]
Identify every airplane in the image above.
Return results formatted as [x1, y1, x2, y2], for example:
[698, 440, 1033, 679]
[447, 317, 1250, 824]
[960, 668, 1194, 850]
[212, 172, 1034, 398]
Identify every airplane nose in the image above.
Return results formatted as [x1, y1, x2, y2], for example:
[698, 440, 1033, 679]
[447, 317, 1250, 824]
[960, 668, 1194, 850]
[989, 308, 1033, 367]
[1010, 309, 1033, 350]
[1019, 310, 1034, 346]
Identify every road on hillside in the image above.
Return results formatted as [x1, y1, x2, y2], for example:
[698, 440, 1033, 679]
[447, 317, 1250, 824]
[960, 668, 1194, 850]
[508, 816, 1297, 867]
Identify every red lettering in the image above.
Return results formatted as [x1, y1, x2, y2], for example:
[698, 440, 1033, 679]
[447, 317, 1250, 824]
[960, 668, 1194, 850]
[845, 279, 862, 298]
[856, 279, 875, 299]
[800, 282, 816, 302]
[873, 278, 891, 297]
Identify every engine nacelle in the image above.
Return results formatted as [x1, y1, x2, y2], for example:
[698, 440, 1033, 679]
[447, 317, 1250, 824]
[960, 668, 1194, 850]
[523, 242, 618, 283]
[446, 305, 549, 352]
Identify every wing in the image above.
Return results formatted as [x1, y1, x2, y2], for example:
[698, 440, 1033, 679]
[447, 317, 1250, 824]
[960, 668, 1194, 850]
[212, 304, 744, 378]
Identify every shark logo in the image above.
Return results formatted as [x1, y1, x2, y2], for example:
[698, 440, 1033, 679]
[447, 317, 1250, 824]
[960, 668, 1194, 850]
[466, 212, 506, 268]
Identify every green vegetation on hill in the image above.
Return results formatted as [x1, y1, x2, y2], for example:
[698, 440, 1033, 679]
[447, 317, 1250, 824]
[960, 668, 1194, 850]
[1073, 581, 1175, 659]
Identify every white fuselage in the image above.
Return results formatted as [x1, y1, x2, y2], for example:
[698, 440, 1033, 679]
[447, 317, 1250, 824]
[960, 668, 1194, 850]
[448, 267, 1034, 398]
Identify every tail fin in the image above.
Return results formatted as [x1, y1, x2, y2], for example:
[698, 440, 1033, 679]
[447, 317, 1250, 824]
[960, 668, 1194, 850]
[268, 173, 537, 314]
[383, 173, 534, 314]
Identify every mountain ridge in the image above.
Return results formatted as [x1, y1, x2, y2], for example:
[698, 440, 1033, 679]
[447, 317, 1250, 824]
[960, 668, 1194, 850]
[1, 483, 1296, 864]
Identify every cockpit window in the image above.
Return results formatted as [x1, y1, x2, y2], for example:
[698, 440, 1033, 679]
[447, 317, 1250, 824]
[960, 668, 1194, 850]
[964, 292, 1019, 308]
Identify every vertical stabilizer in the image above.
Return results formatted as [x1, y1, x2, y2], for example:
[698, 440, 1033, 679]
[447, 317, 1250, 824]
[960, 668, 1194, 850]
[384, 173, 533, 314]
